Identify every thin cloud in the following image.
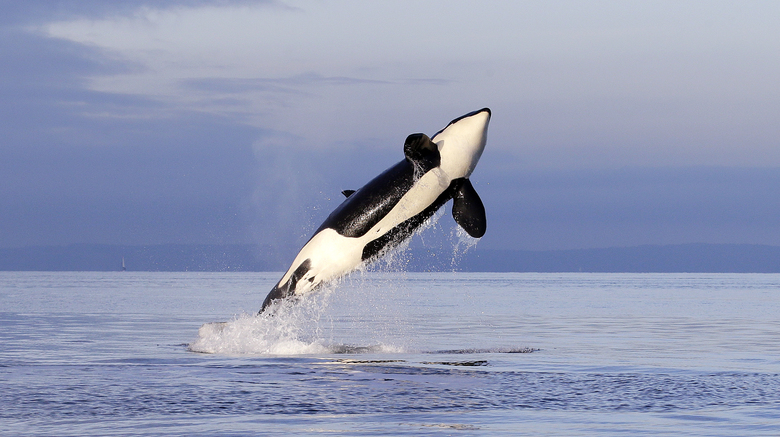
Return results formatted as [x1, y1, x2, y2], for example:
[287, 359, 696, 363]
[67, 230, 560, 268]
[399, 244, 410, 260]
[0, 0, 283, 26]
[182, 73, 390, 94]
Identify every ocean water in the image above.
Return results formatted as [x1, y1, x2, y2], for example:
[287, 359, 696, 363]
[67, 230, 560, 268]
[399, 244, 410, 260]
[1, 271, 779, 436]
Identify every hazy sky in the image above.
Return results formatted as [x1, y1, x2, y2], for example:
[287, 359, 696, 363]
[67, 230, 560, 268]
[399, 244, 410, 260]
[2, 0, 779, 252]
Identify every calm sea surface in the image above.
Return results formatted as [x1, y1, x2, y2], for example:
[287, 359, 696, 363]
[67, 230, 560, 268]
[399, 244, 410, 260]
[1, 271, 779, 436]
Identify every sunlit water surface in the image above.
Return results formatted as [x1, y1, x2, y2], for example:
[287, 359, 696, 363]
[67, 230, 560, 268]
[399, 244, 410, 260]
[1, 271, 779, 436]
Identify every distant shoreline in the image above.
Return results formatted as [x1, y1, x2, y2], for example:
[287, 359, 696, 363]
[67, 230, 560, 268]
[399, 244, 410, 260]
[1, 243, 779, 273]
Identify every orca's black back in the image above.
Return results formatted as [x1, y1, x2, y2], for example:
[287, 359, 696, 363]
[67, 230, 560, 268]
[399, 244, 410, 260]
[317, 159, 415, 238]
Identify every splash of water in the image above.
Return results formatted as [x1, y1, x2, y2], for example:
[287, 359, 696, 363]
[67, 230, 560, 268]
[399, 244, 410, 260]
[189, 288, 335, 355]
[189, 280, 406, 356]
[449, 224, 480, 269]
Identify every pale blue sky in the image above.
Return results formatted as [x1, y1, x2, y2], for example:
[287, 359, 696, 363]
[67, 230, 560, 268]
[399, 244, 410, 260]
[1, 0, 779, 251]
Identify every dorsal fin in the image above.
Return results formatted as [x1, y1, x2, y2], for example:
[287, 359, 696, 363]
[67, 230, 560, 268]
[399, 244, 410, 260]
[341, 190, 356, 198]
[403, 133, 440, 172]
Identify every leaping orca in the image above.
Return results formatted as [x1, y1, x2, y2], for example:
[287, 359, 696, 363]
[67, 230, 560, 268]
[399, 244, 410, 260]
[260, 108, 491, 313]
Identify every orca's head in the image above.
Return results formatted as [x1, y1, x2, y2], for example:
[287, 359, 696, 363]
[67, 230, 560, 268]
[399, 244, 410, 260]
[431, 108, 491, 179]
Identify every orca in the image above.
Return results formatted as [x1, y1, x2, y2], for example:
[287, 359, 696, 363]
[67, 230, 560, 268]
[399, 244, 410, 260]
[260, 108, 491, 313]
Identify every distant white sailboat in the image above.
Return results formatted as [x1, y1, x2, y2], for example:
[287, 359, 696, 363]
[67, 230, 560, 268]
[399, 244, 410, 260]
[121, 257, 126, 272]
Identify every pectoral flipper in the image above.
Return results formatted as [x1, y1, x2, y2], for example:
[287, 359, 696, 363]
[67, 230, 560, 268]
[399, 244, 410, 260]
[452, 178, 486, 238]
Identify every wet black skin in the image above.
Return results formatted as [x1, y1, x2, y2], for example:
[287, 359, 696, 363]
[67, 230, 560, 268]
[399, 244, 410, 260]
[315, 133, 441, 239]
